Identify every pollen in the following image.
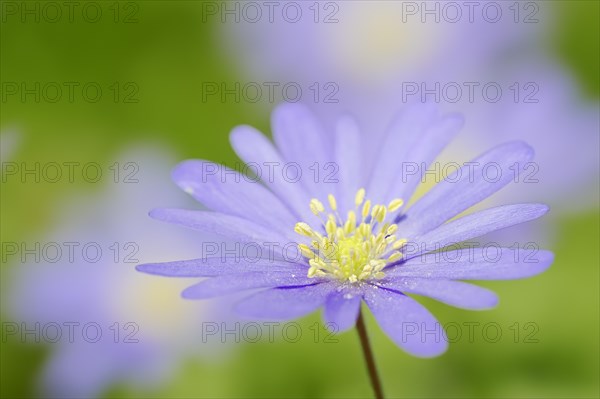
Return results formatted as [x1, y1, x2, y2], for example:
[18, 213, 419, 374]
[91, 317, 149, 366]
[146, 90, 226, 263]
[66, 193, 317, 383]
[295, 189, 407, 282]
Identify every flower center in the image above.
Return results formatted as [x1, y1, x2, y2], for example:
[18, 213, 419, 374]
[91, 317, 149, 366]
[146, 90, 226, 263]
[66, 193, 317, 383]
[295, 189, 407, 283]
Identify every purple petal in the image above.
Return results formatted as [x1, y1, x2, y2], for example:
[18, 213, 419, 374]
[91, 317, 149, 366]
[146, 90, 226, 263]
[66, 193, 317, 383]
[149, 208, 297, 246]
[402, 141, 535, 237]
[172, 160, 297, 233]
[364, 285, 447, 357]
[366, 103, 437, 204]
[387, 247, 554, 280]
[229, 125, 312, 222]
[182, 271, 315, 299]
[235, 282, 333, 321]
[333, 115, 363, 214]
[384, 114, 464, 206]
[376, 278, 498, 310]
[323, 288, 362, 332]
[404, 203, 549, 260]
[136, 258, 307, 277]
[271, 103, 335, 200]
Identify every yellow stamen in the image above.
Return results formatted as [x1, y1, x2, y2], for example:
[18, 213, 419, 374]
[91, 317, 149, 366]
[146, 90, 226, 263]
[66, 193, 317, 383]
[355, 188, 366, 207]
[386, 224, 398, 235]
[361, 200, 371, 220]
[294, 222, 313, 237]
[328, 194, 337, 212]
[388, 198, 404, 212]
[298, 244, 315, 259]
[295, 190, 407, 283]
[392, 238, 407, 250]
[310, 199, 325, 216]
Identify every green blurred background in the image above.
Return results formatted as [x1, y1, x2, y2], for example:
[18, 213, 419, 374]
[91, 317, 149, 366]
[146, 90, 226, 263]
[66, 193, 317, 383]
[1, 1, 598, 398]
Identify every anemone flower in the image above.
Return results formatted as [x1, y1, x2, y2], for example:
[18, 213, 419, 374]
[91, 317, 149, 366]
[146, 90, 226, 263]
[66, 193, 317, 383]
[137, 104, 553, 398]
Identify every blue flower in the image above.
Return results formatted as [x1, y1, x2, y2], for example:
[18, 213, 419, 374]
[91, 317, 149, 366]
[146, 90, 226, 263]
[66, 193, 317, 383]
[138, 103, 553, 357]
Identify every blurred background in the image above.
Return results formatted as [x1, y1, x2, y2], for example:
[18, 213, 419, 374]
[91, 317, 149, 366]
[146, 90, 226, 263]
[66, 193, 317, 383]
[1, 1, 598, 398]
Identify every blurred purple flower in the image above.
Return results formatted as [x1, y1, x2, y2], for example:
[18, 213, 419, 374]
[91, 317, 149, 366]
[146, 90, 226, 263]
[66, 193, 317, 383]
[3, 145, 228, 398]
[455, 61, 600, 211]
[220, 1, 598, 218]
[222, 1, 548, 93]
[138, 104, 553, 357]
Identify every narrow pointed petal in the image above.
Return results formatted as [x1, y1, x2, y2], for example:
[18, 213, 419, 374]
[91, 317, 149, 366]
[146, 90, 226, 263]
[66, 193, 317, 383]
[229, 125, 312, 221]
[323, 289, 362, 332]
[387, 248, 554, 280]
[375, 112, 464, 205]
[235, 282, 333, 321]
[402, 141, 535, 237]
[364, 285, 448, 357]
[182, 272, 316, 299]
[367, 103, 437, 204]
[333, 115, 363, 214]
[172, 160, 297, 233]
[136, 258, 307, 277]
[404, 203, 549, 260]
[149, 208, 297, 246]
[376, 278, 498, 310]
[271, 103, 335, 200]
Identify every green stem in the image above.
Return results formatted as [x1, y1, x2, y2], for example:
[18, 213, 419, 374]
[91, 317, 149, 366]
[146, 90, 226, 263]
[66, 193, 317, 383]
[356, 310, 384, 399]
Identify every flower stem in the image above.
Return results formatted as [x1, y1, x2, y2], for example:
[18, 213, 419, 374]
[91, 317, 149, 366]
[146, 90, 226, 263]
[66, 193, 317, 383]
[356, 310, 384, 399]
